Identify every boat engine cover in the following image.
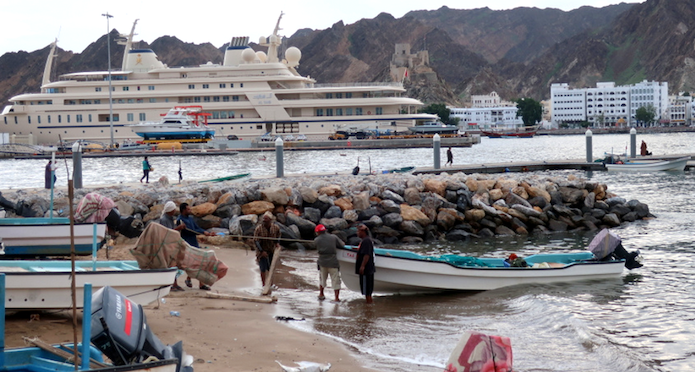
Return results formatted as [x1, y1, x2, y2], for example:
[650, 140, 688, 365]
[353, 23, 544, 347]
[91, 286, 147, 365]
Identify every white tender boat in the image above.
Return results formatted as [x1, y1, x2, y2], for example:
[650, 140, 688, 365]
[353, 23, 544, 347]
[408, 121, 459, 134]
[0, 260, 176, 309]
[336, 246, 628, 293]
[128, 105, 215, 140]
[605, 156, 689, 171]
[0, 218, 105, 257]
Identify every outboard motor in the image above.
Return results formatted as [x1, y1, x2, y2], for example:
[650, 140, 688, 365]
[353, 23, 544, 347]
[90, 286, 193, 372]
[587, 229, 643, 269]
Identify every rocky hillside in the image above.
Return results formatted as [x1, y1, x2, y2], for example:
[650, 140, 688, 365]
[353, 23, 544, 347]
[2, 0, 694, 108]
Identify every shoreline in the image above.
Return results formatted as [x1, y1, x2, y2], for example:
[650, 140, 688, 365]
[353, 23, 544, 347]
[4, 245, 376, 372]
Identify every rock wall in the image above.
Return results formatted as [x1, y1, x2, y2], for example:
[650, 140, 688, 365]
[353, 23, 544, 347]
[0, 172, 652, 248]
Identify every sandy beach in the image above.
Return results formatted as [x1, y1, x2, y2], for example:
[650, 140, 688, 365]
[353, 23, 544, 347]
[3, 244, 375, 372]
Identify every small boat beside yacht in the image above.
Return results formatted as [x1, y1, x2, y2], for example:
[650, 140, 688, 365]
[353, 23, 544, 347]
[605, 156, 689, 172]
[408, 121, 460, 135]
[128, 106, 215, 141]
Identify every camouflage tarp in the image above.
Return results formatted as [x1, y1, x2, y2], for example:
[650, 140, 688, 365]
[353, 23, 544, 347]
[130, 222, 228, 286]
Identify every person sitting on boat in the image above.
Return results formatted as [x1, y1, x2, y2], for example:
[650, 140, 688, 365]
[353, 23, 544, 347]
[176, 202, 215, 290]
[314, 224, 344, 302]
[640, 140, 652, 156]
[504, 253, 528, 267]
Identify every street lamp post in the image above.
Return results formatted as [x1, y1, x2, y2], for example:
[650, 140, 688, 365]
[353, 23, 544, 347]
[102, 12, 114, 147]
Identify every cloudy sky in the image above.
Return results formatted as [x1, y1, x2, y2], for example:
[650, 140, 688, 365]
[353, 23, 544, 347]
[2, 0, 642, 56]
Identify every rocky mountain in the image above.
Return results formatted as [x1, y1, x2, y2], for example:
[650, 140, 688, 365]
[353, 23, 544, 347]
[1, 0, 694, 108]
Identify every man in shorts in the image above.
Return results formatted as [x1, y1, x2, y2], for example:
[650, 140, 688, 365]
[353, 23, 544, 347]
[314, 224, 344, 302]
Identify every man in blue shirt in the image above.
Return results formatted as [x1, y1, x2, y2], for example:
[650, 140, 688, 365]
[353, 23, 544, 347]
[176, 202, 215, 290]
[356, 224, 375, 304]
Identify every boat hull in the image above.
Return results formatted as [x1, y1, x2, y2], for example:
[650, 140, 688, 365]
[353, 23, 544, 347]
[0, 260, 176, 309]
[337, 247, 624, 293]
[0, 219, 105, 256]
[481, 131, 537, 138]
[605, 157, 689, 171]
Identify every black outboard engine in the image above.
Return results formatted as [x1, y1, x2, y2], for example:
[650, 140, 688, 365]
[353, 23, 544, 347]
[587, 229, 643, 269]
[90, 286, 193, 372]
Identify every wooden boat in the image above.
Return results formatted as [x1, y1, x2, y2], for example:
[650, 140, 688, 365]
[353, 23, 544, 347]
[199, 173, 251, 183]
[336, 246, 627, 293]
[480, 125, 539, 138]
[0, 260, 176, 309]
[0, 218, 105, 257]
[605, 156, 689, 172]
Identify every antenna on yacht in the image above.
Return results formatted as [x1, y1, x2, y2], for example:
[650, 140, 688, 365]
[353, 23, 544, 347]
[41, 38, 58, 87]
[265, 11, 284, 63]
[117, 19, 139, 70]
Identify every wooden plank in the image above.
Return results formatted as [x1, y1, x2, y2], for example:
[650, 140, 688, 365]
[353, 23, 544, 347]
[203, 292, 277, 303]
[261, 246, 282, 296]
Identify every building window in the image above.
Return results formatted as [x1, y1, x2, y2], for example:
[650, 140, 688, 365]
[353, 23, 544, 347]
[213, 96, 220, 102]
[28, 116, 31, 124]
[48, 115, 51, 123]
[230, 83, 234, 88]
[148, 86, 155, 90]
[37, 116, 41, 124]
[336, 93, 342, 99]
[95, 87, 102, 92]
[240, 83, 244, 88]
[232, 96, 239, 102]
[213, 112, 220, 119]
[127, 113, 134, 121]
[336, 108, 343, 116]
[188, 84, 195, 89]
[219, 84, 226, 88]
[149, 98, 156, 103]
[223, 96, 230, 102]
[67, 115, 70, 123]
[204, 97, 210, 102]
[346, 108, 353, 115]
[356, 108, 363, 115]
[194, 97, 201, 103]
[123, 87, 129, 91]
[346, 92, 352, 98]
[202, 84, 209, 89]
[220, 111, 228, 119]
[58, 115, 62, 123]
[326, 93, 333, 99]
[229, 111, 235, 118]
[326, 109, 333, 116]
[139, 113, 146, 121]
[316, 109, 324, 116]
[376, 107, 383, 115]
[88, 114, 92, 122]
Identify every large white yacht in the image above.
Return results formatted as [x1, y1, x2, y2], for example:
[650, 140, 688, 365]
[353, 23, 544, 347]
[0, 14, 436, 145]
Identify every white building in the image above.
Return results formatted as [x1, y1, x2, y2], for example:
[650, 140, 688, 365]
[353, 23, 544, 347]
[449, 106, 523, 130]
[550, 80, 669, 127]
[668, 95, 692, 126]
[470, 92, 515, 108]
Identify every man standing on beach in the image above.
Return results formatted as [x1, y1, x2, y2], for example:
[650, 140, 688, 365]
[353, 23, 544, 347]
[177, 202, 214, 290]
[254, 212, 281, 287]
[446, 147, 453, 166]
[356, 224, 375, 304]
[140, 156, 152, 183]
[44, 160, 57, 189]
[314, 224, 343, 302]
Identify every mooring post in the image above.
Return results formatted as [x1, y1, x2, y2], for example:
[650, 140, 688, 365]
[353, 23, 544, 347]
[433, 134, 441, 170]
[630, 127, 636, 158]
[72, 141, 83, 189]
[585, 129, 593, 163]
[275, 137, 284, 178]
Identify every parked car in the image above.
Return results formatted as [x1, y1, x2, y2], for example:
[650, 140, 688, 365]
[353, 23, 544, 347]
[296, 134, 307, 141]
[283, 135, 295, 141]
[227, 134, 239, 140]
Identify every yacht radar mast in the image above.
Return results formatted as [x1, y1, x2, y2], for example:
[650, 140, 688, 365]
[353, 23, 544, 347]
[41, 39, 58, 87]
[262, 11, 284, 63]
[117, 19, 139, 70]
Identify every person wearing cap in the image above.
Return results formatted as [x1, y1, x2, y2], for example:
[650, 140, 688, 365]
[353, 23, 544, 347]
[356, 224, 375, 304]
[253, 211, 281, 286]
[158, 201, 185, 232]
[314, 224, 344, 302]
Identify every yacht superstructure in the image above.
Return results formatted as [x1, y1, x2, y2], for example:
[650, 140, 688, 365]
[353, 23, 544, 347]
[0, 14, 435, 145]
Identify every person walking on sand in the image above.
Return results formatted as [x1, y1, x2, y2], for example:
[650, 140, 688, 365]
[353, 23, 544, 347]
[446, 147, 453, 166]
[314, 224, 343, 302]
[140, 156, 152, 183]
[253, 211, 281, 287]
[356, 224, 375, 304]
[176, 202, 215, 290]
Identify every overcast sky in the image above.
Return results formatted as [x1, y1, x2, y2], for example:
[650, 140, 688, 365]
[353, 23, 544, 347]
[2, 0, 642, 56]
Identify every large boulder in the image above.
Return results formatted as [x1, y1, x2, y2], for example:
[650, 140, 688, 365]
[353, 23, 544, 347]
[343, 209, 359, 222]
[228, 214, 258, 236]
[400, 221, 424, 236]
[261, 187, 289, 205]
[299, 186, 318, 204]
[400, 204, 431, 226]
[423, 179, 447, 196]
[404, 187, 422, 205]
[381, 190, 405, 204]
[352, 192, 370, 211]
[115, 200, 134, 217]
[303, 207, 321, 223]
[436, 210, 456, 231]
[319, 185, 343, 197]
[319, 217, 349, 231]
[286, 212, 317, 239]
[191, 202, 217, 217]
[334, 197, 353, 211]
[382, 212, 403, 228]
[216, 192, 235, 206]
[380, 199, 401, 214]
[324, 205, 343, 219]
[241, 200, 274, 215]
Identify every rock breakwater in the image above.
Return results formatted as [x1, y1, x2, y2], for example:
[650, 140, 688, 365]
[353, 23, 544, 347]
[0, 172, 653, 247]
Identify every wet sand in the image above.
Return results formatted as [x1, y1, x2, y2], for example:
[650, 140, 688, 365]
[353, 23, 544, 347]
[3, 245, 374, 372]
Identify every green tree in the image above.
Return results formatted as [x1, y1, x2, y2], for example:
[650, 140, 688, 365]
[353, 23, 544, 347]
[635, 105, 656, 125]
[419, 103, 456, 125]
[683, 92, 690, 97]
[515, 98, 543, 126]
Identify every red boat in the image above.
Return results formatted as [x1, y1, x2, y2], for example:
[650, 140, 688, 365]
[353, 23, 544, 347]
[480, 125, 539, 138]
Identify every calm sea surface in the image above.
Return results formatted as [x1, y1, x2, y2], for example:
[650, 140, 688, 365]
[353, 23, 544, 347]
[2, 133, 695, 371]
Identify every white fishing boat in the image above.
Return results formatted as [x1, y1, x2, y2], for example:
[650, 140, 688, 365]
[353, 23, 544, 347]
[128, 105, 215, 140]
[605, 156, 689, 172]
[0, 217, 106, 257]
[408, 120, 459, 134]
[1, 14, 435, 144]
[0, 260, 176, 309]
[336, 246, 633, 294]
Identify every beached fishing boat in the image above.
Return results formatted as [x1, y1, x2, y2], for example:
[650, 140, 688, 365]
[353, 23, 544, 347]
[0, 260, 176, 309]
[385, 166, 415, 174]
[0, 218, 105, 257]
[336, 246, 634, 294]
[480, 125, 539, 138]
[199, 173, 251, 183]
[605, 156, 689, 172]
